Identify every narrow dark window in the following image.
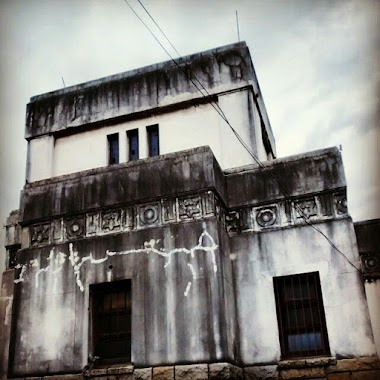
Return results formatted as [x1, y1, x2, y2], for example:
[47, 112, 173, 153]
[91, 280, 132, 363]
[273, 272, 330, 359]
[147, 124, 159, 157]
[108, 133, 119, 165]
[7, 247, 18, 269]
[127, 129, 139, 161]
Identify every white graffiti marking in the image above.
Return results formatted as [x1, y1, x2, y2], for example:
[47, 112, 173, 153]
[14, 264, 27, 284]
[184, 282, 192, 297]
[14, 224, 218, 297]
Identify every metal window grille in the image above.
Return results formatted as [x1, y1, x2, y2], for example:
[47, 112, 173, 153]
[273, 272, 330, 359]
[127, 129, 139, 161]
[91, 280, 132, 363]
[108, 133, 119, 165]
[147, 124, 159, 157]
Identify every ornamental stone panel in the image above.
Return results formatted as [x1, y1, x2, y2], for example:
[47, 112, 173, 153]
[30, 223, 50, 246]
[65, 217, 85, 240]
[138, 203, 160, 228]
[178, 195, 202, 220]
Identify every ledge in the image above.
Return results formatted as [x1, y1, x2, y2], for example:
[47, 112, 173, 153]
[278, 356, 336, 369]
[83, 364, 134, 377]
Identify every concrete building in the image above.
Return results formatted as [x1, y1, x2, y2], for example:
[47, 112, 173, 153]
[1, 42, 379, 380]
[354, 219, 380, 360]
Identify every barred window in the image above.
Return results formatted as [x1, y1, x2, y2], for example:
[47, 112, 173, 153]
[91, 280, 132, 363]
[273, 272, 330, 358]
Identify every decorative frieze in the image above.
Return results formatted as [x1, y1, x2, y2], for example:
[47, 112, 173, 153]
[225, 191, 349, 235]
[203, 191, 216, 216]
[125, 207, 135, 230]
[319, 193, 333, 216]
[215, 197, 226, 228]
[284, 201, 292, 224]
[27, 191, 222, 247]
[51, 219, 63, 242]
[240, 208, 252, 231]
[162, 198, 176, 223]
[138, 203, 160, 228]
[101, 209, 122, 232]
[333, 191, 348, 215]
[27, 190, 349, 246]
[86, 213, 99, 236]
[294, 198, 318, 220]
[30, 223, 50, 246]
[226, 211, 240, 233]
[178, 195, 202, 220]
[65, 217, 85, 240]
[255, 206, 278, 228]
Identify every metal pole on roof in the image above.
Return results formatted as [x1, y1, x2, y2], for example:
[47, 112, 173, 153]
[236, 10, 240, 42]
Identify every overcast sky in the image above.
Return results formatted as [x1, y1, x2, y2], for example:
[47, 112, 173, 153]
[0, 0, 379, 273]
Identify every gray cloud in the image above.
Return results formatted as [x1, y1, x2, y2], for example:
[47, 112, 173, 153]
[0, 0, 379, 278]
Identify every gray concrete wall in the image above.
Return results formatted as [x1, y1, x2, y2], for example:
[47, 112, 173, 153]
[19, 146, 225, 224]
[355, 219, 380, 358]
[4, 146, 375, 377]
[24, 42, 276, 182]
[231, 219, 376, 365]
[225, 147, 346, 208]
[9, 219, 236, 376]
[25, 42, 274, 153]
[0, 270, 14, 380]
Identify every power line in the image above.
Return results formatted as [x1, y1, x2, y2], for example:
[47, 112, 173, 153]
[135, 0, 232, 123]
[123, 0, 231, 125]
[123, 0, 361, 274]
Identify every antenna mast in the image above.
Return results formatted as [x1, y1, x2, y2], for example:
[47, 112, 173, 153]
[236, 10, 240, 42]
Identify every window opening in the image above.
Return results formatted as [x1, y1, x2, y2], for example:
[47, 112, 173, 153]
[127, 129, 139, 161]
[273, 272, 329, 358]
[7, 247, 18, 269]
[147, 124, 159, 157]
[91, 280, 132, 363]
[108, 133, 119, 165]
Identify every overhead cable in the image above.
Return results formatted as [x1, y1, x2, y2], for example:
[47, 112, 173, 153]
[123, 0, 361, 273]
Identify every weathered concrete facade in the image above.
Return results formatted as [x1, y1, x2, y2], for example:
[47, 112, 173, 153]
[1, 42, 379, 380]
[25, 42, 275, 182]
[355, 219, 380, 359]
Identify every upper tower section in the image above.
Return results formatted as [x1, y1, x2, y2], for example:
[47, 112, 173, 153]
[25, 42, 276, 182]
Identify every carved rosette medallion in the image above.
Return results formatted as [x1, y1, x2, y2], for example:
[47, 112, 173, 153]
[101, 210, 122, 232]
[31, 223, 50, 246]
[65, 218, 85, 240]
[138, 203, 160, 227]
[361, 252, 380, 279]
[256, 207, 277, 228]
[334, 192, 348, 215]
[294, 198, 317, 220]
[178, 196, 202, 220]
